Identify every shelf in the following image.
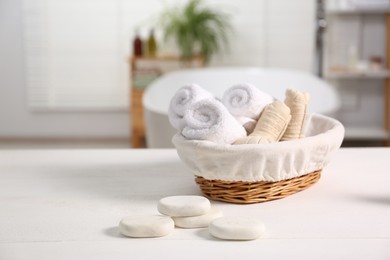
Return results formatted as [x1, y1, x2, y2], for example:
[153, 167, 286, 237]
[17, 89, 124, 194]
[344, 126, 389, 140]
[325, 69, 390, 79]
[324, 6, 390, 144]
[130, 55, 204, 62]
[327, 8, 390, 15]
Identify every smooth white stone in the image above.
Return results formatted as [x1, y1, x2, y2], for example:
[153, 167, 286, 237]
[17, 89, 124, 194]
[119, 215, 174, 238]
[209, 217, 266, 240]
[157, 195, 211, 217]
[173, 208, 224, 228]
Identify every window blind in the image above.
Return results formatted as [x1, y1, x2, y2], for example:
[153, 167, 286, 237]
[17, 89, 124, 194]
[23, 0, 128, 110]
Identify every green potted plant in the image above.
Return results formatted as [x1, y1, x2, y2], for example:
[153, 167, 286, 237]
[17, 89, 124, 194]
[160, 0, 232, 63]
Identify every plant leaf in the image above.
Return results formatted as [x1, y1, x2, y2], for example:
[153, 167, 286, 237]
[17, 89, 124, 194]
[159, 0, 233, 63]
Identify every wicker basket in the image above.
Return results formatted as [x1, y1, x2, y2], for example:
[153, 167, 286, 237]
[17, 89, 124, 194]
[173, 113, 344, 204]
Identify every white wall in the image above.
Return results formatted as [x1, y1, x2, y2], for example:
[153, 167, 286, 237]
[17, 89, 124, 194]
[0, 0, 315, 139]
[0, 0, 130, 138]
[209, 0, 315, 71]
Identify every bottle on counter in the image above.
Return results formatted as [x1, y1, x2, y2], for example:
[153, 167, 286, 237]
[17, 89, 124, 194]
[133, 29, 143, 57]
[147, 29, 157, 57]
[347, 44, 358, 71]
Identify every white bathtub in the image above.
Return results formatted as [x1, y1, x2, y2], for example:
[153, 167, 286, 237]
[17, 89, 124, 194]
[143, 67, 340, 148]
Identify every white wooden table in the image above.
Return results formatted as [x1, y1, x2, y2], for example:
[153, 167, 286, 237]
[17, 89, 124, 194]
[0, 148, 389, 259]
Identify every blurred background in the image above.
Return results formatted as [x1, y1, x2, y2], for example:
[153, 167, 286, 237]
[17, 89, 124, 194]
[0, 0, 389, 149]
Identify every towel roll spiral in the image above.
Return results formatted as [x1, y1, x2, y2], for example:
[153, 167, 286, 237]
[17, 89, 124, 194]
[182, 99, 246, 144]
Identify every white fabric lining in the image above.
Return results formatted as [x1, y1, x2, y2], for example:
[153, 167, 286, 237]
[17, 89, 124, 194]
[173, 113, 345, 182]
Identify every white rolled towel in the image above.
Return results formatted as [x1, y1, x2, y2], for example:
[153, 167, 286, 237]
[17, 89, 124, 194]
[168, 84, 214, 131]
[222, 83, 274, 133]
[182, 99, 247, 144]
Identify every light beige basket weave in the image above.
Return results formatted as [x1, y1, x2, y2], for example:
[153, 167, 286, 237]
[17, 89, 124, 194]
[173, 113, 344, 204]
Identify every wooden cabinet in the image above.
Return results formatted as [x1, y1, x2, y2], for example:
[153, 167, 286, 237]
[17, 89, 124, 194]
[130, 87, 146, 148]
[129, 56, 204, 148]
[386, 15, 390, 139]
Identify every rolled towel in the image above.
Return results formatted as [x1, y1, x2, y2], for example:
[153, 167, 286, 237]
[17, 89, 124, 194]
[222, 83, 274, 133]
[234, 100, 291, 145]
[182, 99, 247, 144]
[281, 88, 310, 141]
[168, 84, 214, 131]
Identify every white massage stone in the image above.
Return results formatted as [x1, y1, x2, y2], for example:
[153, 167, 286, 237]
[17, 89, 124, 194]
[173, 208, 223, 228]
[209, 217, 265, 240]
[158, 195, 211, 217]
[119, 215, 174, 238]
